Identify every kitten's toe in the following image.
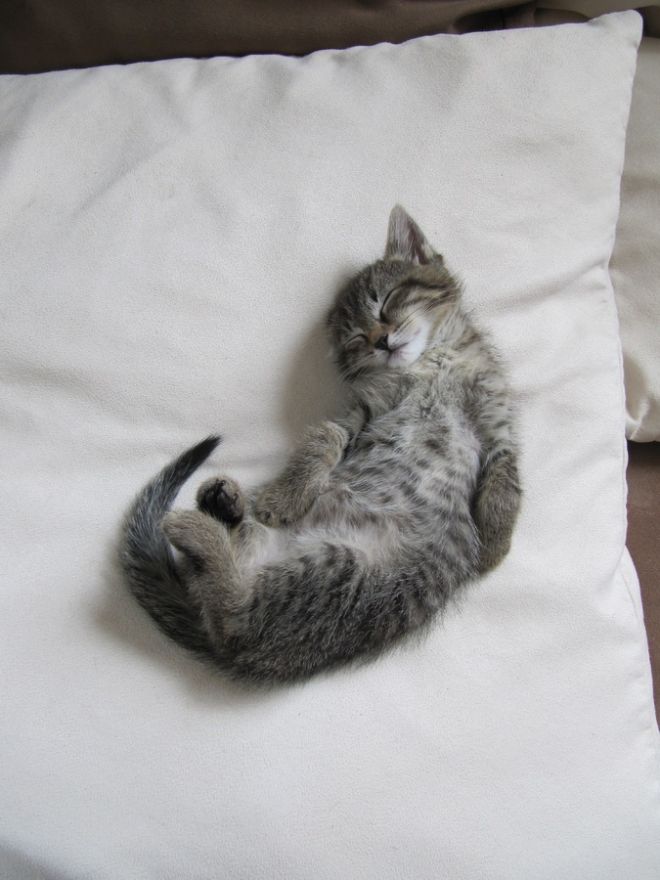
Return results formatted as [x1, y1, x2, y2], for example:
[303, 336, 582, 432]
[197, 477, 244, 526]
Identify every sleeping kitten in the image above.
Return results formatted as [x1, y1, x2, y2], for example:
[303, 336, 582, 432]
[120, 206, 521, 683]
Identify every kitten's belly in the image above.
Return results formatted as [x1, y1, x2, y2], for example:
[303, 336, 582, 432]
[329, 419, 481, 513]
[300, 425, 481, 550]
[245, 507, 398, 573]
[250, 422, 481, 572]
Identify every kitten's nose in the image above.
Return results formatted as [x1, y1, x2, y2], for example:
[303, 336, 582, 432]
[375, 334, 390, 351]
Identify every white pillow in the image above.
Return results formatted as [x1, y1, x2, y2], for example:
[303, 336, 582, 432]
[534, 9, 660, 443]
[537, 11, 660, 441]
[1, 12, 658, 879]
[610, 36, 660, 441]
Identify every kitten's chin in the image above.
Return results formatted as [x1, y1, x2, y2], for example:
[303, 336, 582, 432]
[384, 351, 410, 369]
[386, 334, 428, 369]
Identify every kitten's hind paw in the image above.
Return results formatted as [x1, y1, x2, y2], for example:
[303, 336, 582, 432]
[196, 477, 244, 527]
[161, 510, 221, 569]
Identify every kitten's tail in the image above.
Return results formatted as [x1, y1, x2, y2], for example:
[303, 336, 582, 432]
[119, 436, 221, 659]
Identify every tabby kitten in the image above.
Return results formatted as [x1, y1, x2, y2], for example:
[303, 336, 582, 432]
[120, 206, 521, 683]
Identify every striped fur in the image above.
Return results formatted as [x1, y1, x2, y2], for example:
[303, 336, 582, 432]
[120, 206, 521, 683]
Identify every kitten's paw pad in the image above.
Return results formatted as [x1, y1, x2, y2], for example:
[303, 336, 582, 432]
[197, 477, 244, 526]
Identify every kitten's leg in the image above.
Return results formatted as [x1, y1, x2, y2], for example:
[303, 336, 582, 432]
[474, 450, 521, 574]
[254, 420, 349, 526]
[161, 510, 250, 640]
[470, 373, 522, 574]
[196, 477, 269, 567]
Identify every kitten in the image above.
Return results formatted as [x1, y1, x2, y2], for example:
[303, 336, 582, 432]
[120, 206, 521, 683]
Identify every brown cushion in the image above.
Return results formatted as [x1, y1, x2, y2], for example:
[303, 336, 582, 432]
[0, 0, 533, 74]
[626, 442, 660, 717]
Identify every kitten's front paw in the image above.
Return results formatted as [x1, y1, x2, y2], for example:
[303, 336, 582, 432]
[254, 486, 291, 527]
[310, 421, 349, 467]
[477, 533, 512, 574]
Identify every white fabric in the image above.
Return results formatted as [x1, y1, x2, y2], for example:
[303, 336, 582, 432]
[611, 37, 660, 440]
[535, 17, 660, 442]
[0, 12, 658, 879]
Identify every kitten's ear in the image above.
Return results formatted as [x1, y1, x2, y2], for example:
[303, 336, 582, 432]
[385, 205, 442, 265]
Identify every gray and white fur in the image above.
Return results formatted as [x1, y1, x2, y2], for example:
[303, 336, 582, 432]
[120, 206, 521, 683]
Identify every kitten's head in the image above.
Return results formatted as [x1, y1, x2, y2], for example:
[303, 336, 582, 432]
[328, 206, 461, 381]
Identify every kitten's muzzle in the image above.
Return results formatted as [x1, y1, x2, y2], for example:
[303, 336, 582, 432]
[374, 334, 390, 351]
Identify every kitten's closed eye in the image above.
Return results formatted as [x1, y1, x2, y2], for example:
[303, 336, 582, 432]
[378, 286, 398, 323]
[345, 333, 367, 350]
